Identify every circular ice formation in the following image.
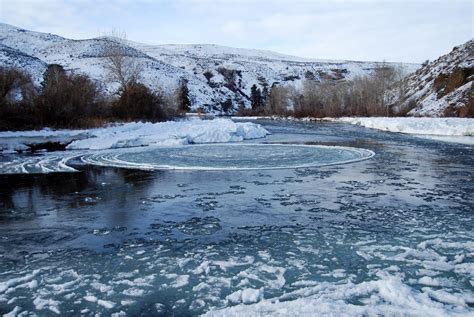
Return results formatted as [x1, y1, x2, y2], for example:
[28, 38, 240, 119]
[81, 144, 374, 171]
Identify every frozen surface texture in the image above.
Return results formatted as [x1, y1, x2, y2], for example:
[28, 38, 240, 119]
[0, 120, 473, 316]
[80, 144, 374, 171]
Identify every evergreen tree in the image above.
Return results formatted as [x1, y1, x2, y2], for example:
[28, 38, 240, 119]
[250, 84, 263, 110]
[176, 78, 191, 112]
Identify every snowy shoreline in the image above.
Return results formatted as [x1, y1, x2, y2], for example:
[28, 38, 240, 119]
[335, 117, 474, 145]
[233, 116, 474, 144]
[1, 116, 473, 154]
[0, 118, 269, 154]
[334, 117, 474, 136]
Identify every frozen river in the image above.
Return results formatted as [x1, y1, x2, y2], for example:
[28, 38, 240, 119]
[0, 120, 473, 316]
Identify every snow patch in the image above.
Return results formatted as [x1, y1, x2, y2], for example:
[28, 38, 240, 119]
[336, 117, 474, 143]
[0, 119, 269, 153]
[205, 274, 468, 317]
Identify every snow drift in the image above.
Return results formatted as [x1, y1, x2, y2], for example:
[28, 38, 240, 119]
[0, 119, 269, 153]
[336, 117, 474, 137]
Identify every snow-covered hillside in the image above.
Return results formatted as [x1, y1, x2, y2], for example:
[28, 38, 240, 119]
[391, 40, 473, 117]
[0, 23, 417, 113]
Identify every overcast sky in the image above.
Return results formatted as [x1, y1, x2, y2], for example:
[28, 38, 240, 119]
[0, 0, 472, 63]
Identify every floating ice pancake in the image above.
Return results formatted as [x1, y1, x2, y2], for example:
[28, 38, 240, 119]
[81, 144, 375, 171]
[0, 143, 374, 174]
[0, 144, 374, 174]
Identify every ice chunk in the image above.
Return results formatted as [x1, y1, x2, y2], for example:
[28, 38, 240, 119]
[226, 288, 264, 304]
[65, 119, 269, 150]
[0, 119, 269, 153]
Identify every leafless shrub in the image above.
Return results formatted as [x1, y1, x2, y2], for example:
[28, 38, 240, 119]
[36, 64, 104, 127]
[203, 70, 214, 82]
[112, 83, 166, 122]
[0, 66, 34, 106]
[290, 63, 407, 118]
[267, 84, 294, 115]
[0, 67, 38, 130]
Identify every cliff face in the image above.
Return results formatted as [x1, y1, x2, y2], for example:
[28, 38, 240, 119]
[394, 40, 474, 117]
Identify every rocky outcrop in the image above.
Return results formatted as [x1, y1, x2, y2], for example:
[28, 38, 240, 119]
[392, 40, 473, 117]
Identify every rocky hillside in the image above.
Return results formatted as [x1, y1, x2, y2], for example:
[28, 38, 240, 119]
[393, 40, 473, 117]
[0, 23, 417, 113]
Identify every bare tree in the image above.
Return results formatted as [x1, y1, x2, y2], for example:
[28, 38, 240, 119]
[373, 61, 397, 115]
[267, 84, 293, 115]
[385, 65, 409, 114]
[0, 66, 33, 105]
[292, 80, 348, 117]
[101, 32, 143, 91]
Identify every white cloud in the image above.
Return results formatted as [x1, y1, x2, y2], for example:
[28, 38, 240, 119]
[0, 0, 472, 62]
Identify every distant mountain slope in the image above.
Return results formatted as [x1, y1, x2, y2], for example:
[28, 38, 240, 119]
[0, 43, 47, 85]
[0, 23, 418, 113]
[393, 40, 473, 117]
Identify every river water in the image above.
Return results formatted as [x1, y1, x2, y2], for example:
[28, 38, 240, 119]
[0, 120, 473, 316]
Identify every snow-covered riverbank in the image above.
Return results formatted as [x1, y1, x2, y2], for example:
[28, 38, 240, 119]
[334, 117, 474, 136]
[234, 116, 474, 144]
[0, 119, 269, 153]
[335, 117, 474, 145]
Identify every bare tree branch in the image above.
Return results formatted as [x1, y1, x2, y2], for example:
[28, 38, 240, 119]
[101, 33, 143, 91]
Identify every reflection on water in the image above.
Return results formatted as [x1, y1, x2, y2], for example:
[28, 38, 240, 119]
[0, 121, 473, 316]
[0, 168, 156, 220]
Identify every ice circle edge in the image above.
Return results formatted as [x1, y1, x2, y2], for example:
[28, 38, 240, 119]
[80, 143, 375, 171]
